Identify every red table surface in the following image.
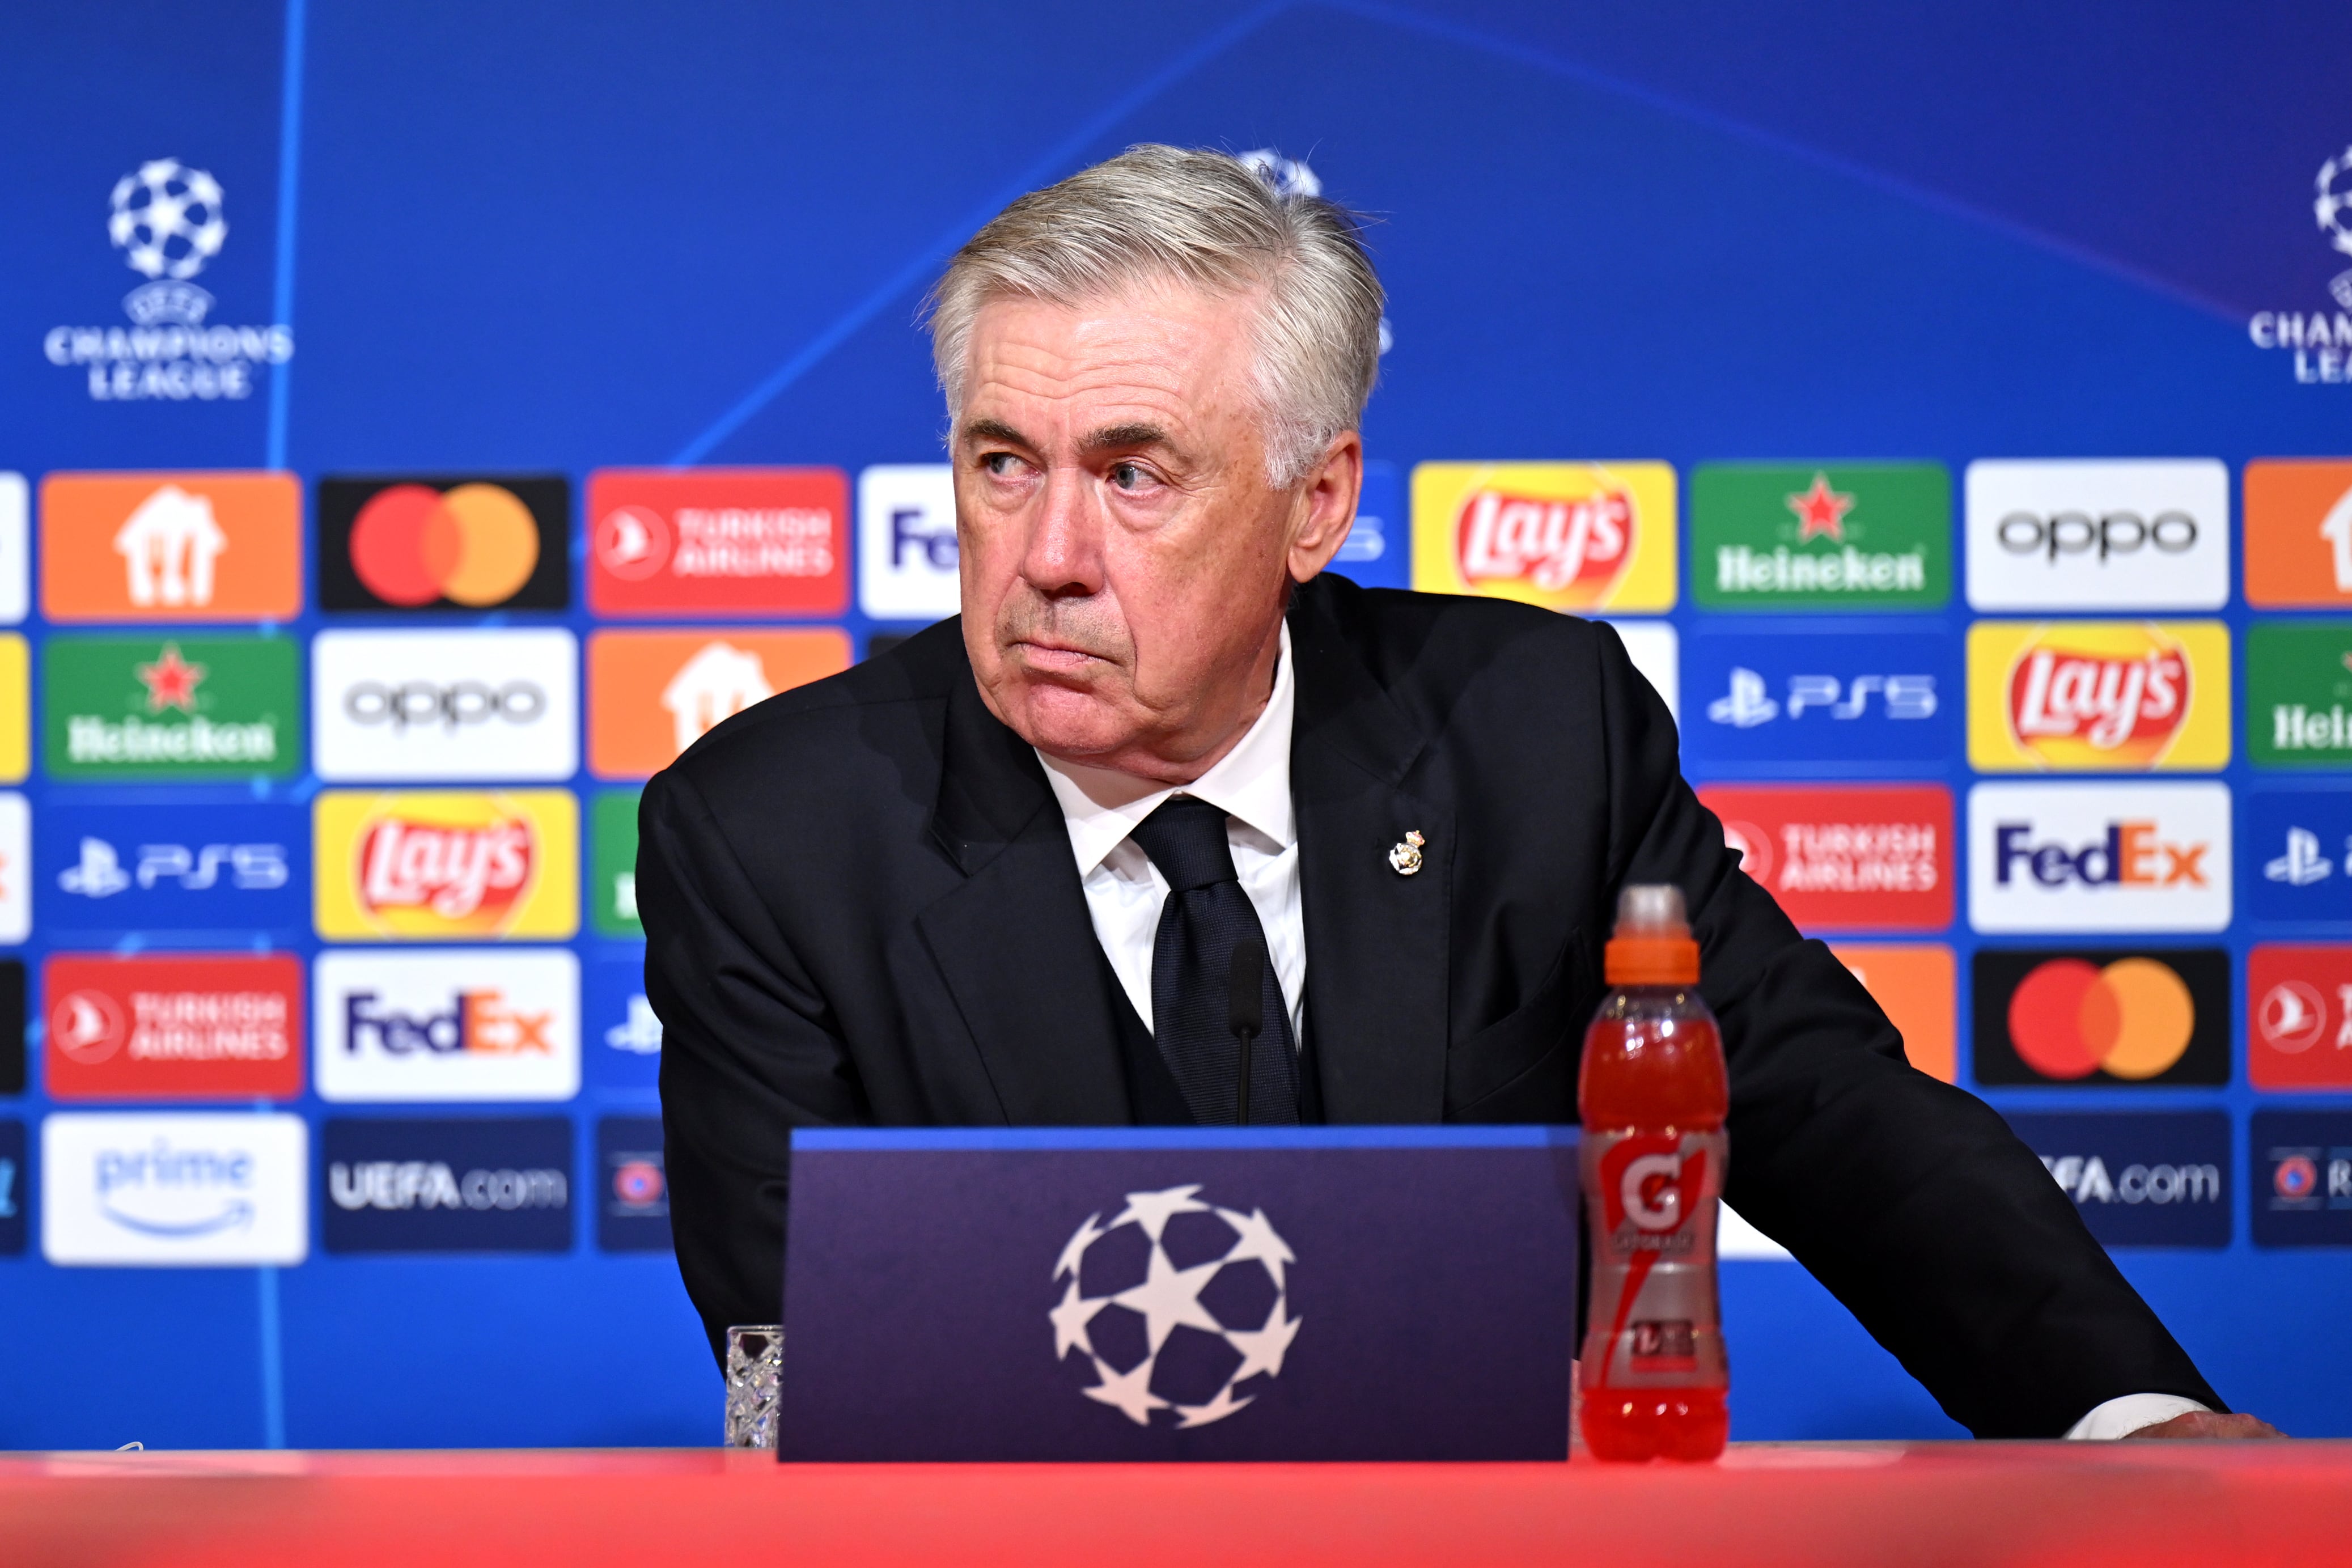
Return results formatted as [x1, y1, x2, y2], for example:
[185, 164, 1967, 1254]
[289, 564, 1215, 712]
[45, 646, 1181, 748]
[5, 1443, 2347, 1567]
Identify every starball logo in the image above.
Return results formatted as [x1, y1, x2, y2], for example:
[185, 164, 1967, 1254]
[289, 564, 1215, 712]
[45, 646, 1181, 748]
[313, 791, 578, 942]
[2245, 146, 2352, 383]
[1410, 462, 1677, 612]
[39, 161, 296, 405]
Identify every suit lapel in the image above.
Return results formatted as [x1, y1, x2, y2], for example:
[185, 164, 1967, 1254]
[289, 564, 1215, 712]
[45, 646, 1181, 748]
[1289, 583, 1452, 1123]
[915, 669, 1133, 1125]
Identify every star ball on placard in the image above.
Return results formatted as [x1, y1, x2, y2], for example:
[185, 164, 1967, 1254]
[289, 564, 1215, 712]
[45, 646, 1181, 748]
[1049, 1184, 1302, 1429]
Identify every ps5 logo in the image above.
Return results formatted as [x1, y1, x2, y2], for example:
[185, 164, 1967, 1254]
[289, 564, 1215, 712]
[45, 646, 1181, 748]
[2264, 827, 2350, 888]
[57, 836, 289, 898]
[1706, 667, 1937, 728]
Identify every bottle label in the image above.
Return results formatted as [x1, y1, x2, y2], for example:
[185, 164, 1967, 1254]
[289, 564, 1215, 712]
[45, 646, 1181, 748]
[1581, 1126, 1728, 1389]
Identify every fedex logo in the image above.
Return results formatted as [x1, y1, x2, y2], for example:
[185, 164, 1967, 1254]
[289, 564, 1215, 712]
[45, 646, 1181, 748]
[858, 465, 960, 621]
[315, 950, 577, 1103]
[344, 990, 554, 1057]
[1991, 821, 2209, 888]
[1968, 783, 2231, 934]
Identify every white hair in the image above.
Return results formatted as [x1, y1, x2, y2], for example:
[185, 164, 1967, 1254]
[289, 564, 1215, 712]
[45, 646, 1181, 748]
[924, 144, 1384, 488]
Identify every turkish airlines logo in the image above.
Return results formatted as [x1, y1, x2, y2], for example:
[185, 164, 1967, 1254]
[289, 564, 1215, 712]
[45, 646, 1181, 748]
[1697, 784, 1952, 931]
[2248, 946, 2352, 1090]
[52, 990, 126, 1065]
[43, 954, 306, 1100]
[2006, 624, 2188, 766]
[586, 469, 847, 616]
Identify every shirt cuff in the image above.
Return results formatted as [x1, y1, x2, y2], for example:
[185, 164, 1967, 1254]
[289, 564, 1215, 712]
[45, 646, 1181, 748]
[2063, 1393, 2213, 1440]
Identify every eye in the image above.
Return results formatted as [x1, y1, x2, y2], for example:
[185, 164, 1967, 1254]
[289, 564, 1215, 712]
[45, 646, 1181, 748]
[981, 451, 1023, 477]
[1108, 460, 1151, 490]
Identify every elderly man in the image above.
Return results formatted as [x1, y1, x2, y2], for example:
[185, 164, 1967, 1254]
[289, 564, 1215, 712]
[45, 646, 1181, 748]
[641, 145, 2272, 1440]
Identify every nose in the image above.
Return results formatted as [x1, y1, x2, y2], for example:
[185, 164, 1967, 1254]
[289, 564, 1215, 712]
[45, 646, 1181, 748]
[1020, 464, 1104, 600]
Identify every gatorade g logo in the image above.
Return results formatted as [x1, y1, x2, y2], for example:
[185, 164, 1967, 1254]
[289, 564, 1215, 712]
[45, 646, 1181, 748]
[1993, 821, 2208, 888]
[1598, 1133, 1707, 1242]
[2005, 624, 2188, 766]
[317, 477, 569, 612]
[1455, 486, 1631, 594]
[1410, 461, 1676, 612]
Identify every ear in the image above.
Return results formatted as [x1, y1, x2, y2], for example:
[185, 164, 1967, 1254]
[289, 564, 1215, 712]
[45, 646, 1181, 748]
[1285, 431, 1364, 583]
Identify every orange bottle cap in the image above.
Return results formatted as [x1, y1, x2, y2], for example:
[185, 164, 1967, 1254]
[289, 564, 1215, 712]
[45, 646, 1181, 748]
[1604, 883, 1700, 985]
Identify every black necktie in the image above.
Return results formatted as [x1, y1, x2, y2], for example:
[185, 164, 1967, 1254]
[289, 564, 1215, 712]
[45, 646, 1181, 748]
[1129, 796, 1300, 1126]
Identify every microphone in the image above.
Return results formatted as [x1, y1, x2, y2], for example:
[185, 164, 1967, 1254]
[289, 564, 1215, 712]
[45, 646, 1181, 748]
[1227, 939, 1265, 1126]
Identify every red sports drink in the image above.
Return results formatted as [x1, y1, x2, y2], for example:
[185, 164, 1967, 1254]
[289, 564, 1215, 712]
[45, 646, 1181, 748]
[1577, 884, 1730, 1462]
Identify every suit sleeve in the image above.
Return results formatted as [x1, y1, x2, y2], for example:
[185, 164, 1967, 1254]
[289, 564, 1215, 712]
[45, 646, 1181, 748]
[638, 765, 869, 1362]
[1587, 622, 2223, 1438]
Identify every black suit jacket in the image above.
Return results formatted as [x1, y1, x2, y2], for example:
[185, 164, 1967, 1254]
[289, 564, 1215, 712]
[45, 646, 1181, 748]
[638, 574, 2222, 1436]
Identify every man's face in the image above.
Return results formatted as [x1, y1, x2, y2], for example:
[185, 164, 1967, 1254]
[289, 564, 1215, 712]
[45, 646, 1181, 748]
[953, 281, 1358, 781]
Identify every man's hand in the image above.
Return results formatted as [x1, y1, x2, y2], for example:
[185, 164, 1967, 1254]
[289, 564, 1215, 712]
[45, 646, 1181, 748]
[2125, 1411, 2286, 1439]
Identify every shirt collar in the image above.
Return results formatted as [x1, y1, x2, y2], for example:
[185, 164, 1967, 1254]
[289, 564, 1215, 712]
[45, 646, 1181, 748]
[1037, 620, 1297, 879]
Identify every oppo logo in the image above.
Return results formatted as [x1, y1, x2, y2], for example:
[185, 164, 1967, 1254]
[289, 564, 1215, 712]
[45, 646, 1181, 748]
[345, 680, 546, 731]
[1996, 510, 2199, 562]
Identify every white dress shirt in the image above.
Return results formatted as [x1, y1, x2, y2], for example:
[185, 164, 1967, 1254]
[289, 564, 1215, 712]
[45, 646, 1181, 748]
[1037, 622, 1306, 1045]
[1035, 618, 2202, 1440]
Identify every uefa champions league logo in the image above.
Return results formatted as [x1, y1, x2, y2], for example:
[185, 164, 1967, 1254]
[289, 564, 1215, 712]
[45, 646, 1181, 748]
[1050, 1184, 1302, 1429]
[109, 159, 227, 282]
[2316, 147, 2352, 310]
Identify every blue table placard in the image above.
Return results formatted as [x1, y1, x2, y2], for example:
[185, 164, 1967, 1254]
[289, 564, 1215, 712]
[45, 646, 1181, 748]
[777, 1125, 1579, 1461]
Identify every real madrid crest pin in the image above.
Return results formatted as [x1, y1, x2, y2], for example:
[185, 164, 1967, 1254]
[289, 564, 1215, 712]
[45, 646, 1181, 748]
[1388, 829, 1426, 876]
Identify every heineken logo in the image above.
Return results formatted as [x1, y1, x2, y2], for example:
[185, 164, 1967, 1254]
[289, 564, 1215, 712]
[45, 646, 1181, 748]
[2248, 622, 2352, 767]
[45, 634, 299, 780]
[1693, 462, 1950, 611]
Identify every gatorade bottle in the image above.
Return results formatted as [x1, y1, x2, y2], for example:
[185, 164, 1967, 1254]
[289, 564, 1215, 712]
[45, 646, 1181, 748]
[1577, 884, 1730, 1463]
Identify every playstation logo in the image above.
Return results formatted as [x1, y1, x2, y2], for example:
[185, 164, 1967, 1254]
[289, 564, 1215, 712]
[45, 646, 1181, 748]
[2264, 826, 2341, 887]
[605, 994, 663, 1055]
[1707, 667, 1779, 728]
[57, 838, 131, 898]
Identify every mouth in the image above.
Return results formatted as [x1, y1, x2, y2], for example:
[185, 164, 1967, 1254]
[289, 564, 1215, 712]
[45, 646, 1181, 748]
[1010, 637, 1111, 675]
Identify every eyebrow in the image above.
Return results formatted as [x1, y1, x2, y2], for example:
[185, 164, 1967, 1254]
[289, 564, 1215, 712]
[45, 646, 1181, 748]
[958, 418, 1184, 461]
[1077, 422, 1171, 455]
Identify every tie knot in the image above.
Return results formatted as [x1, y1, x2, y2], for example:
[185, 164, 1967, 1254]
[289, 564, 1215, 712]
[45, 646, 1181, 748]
[1130, 795, 1238, 892]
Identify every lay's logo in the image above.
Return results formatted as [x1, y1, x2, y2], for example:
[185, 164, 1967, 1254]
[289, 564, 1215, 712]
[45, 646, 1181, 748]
[1969, 621, 2230, 772]
[315, 790, 577, 942]
[1455, 486, 1630, 593]
[1411, 462, 1676, 612]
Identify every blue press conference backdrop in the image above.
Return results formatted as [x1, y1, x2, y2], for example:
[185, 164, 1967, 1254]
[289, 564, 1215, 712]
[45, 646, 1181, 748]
[3, 0, 2351, 1447]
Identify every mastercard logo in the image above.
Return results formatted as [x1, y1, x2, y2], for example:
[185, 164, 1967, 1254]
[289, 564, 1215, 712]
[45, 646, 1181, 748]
[350, 484, 541, 607]
[318, 476, 569, 612]
[2007, 956, 2194, 1080]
